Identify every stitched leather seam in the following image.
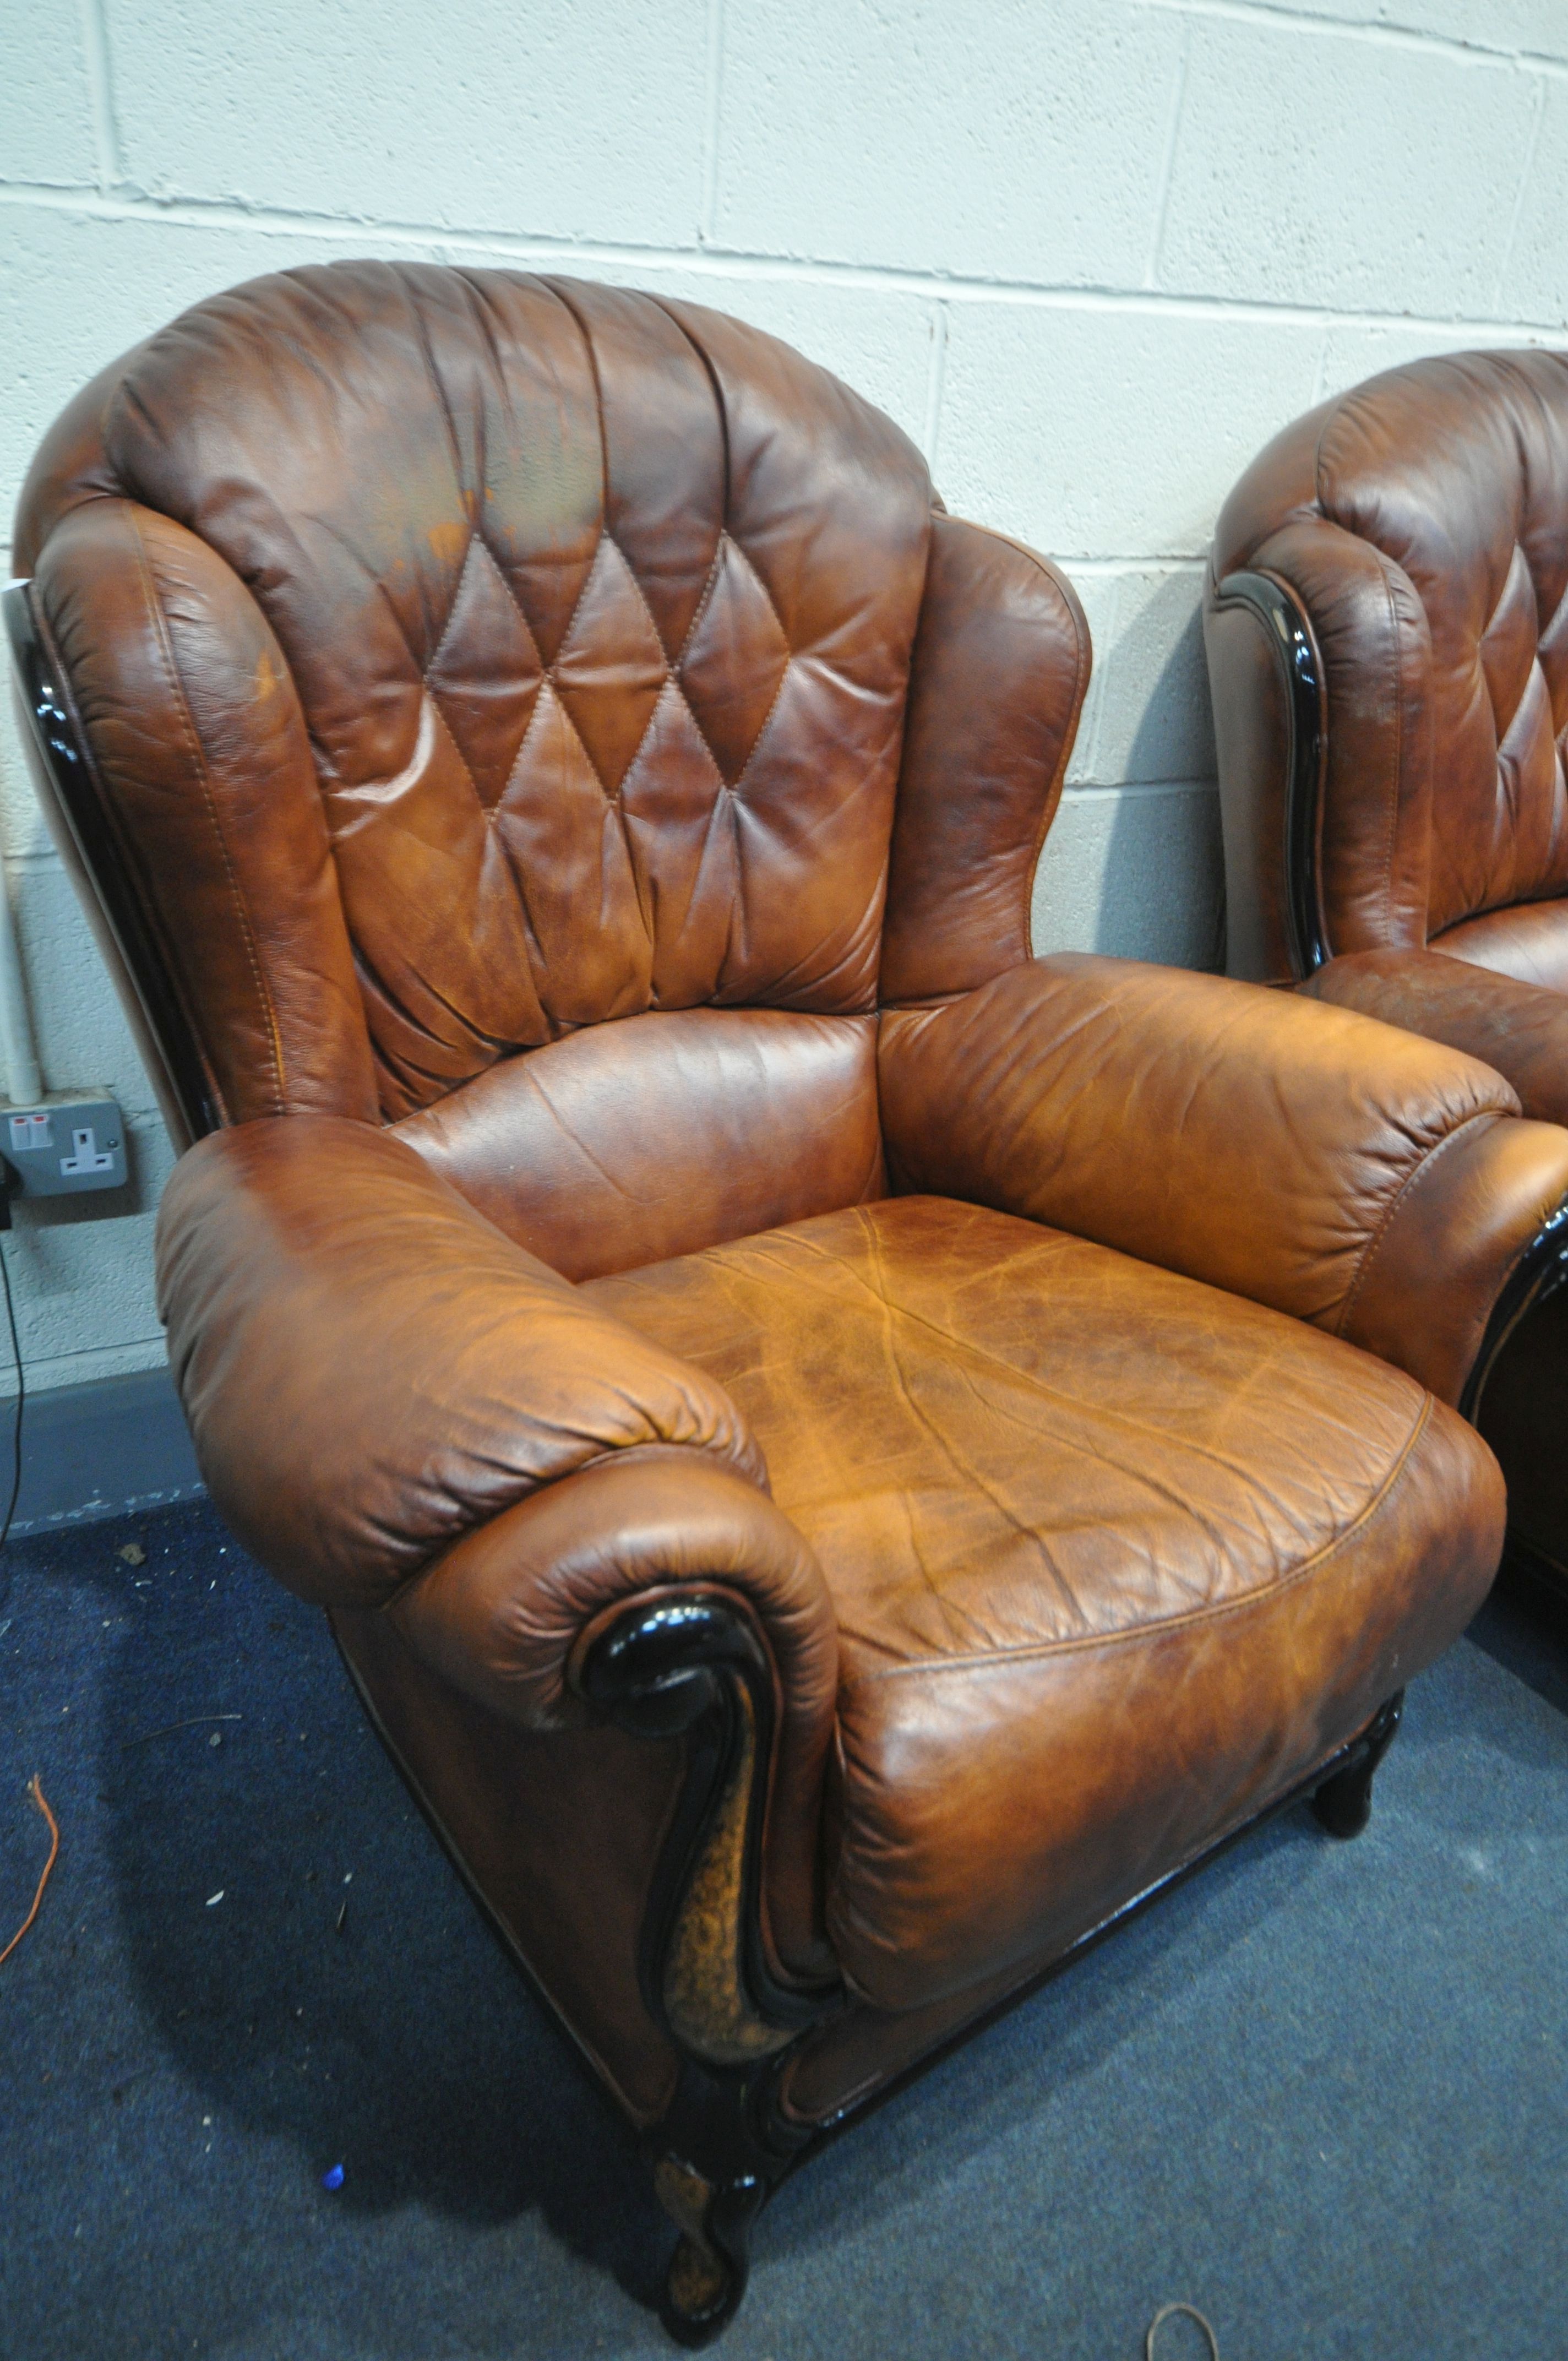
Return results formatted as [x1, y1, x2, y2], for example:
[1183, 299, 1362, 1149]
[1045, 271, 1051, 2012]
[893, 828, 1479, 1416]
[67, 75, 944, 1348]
[677, 532, 796, 795]
[674, 536, 727, 667]
[1333, 1106, 1504, 1340]
[464, 529, 549, 682]
[722, 534, 794, 684]
[588, 536, 695, 822]
[609, 525, 679, 673]
[122, 509, 287, 1116]
[427, 682, 506, 825]
[727, 637, 795, 806]
[843, 1392, 1433, 1687]
[426, 533, 481, 680]
[642, 292, 802, 780]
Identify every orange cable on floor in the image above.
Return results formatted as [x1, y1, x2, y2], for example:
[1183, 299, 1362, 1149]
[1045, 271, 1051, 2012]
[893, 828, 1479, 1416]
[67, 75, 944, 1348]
[0, 1777, 58, 1967]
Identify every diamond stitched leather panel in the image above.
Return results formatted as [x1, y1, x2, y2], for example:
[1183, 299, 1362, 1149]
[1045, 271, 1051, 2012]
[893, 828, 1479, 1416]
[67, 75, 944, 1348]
[53, 263, 934, 1116]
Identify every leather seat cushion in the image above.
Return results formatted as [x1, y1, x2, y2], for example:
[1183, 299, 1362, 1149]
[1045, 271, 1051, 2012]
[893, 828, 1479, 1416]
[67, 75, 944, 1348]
[587, 1195, 1494, 2014]
[1432, 897, 1568, 994]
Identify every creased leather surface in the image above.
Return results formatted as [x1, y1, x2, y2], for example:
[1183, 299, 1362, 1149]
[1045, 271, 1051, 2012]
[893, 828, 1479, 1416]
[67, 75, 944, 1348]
[154, 1116, 767, 1606]
[18, 263, 933, 1120]
[1211, 350, 1568, 956]
[878, 952, 1527, 1400]
[394, 1007, 884, 1280]
[881, 513, 1088, 1002]
[589, 1194, 1503, 2011]
[1306, 945, 1568, 1130]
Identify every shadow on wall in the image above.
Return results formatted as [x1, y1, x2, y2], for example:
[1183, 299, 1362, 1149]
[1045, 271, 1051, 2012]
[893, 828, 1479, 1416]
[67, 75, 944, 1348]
[1035, 570, 1224, 972]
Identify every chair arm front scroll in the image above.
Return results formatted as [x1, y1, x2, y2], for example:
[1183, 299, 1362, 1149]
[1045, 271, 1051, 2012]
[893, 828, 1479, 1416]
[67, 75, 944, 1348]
[155, 1113, 842, 2011]
[389, 1449, 839, 2004]
[879, 953, 1568, 1407]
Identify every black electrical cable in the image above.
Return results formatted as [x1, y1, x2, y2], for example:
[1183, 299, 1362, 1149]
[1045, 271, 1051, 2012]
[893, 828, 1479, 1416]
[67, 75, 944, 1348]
[0, 1232, 23, 1557]
[0, 1161, 24, 1590]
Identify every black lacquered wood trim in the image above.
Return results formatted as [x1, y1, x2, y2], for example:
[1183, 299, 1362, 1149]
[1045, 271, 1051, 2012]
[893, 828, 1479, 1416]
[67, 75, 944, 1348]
[578, 1592, 835, 2059]
[577, 1591, 839, 2342]
[1215, 567, 1328, 977]
[3, 579, 219, 1141]
[1459, 1194, 1568, 1424]
[1310, 1690, 1403, 1838]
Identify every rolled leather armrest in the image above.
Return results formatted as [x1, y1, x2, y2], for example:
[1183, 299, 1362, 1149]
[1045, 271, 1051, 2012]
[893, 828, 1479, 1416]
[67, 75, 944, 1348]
[879, 953, 1568, 1406]
[155, 1115, 788, 1608]
[1303, 946, 1568, 1131]
[388, 1449, 840, 1977]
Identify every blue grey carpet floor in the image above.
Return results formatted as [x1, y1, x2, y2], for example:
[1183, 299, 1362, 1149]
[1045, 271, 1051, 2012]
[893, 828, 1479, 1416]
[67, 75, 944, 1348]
[2, 1498, 1566, 2361]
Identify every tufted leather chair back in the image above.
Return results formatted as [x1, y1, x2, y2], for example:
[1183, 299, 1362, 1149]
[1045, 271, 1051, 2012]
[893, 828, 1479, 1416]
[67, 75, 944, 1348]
[16, 265, 1086, 1279]
[1211, 351, 1568, 965]
[18, 265, 935, 1118]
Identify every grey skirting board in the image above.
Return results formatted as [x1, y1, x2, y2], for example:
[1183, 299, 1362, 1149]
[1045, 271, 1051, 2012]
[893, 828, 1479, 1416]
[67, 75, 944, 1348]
[6, 1364, 203, 1535]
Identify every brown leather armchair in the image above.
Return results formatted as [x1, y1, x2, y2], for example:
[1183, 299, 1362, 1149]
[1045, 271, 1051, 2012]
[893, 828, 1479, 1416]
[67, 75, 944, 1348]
[1206, 351, 1568, 1593]
[7, 269, 1555, 2341]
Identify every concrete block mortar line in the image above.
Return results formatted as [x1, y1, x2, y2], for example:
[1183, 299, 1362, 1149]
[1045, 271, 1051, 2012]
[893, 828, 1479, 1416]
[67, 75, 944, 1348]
[1060, 776, 1219, 801]
[1074, 574, 1120, 787]
[0, 1332, 169, 1395]
[1144, 19, 1193, 290]
[699, 0, 724, 246]
[1142, 0, 1568, 74]
[77, 0, 128, 196]
[921, 303, 949, 475]
[1065, 556, 1209, 576]
[6, 181, 1568, 342]
[1495, 71, 1550, 308]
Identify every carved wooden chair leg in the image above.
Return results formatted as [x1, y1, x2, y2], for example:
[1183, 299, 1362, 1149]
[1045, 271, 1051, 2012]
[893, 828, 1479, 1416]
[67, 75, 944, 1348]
[642, 2052, 812, 2347]
[1310, 1690, 1404, 1839]
[654, 2151, 766, 2346]
[578, 1593, 837, 2344]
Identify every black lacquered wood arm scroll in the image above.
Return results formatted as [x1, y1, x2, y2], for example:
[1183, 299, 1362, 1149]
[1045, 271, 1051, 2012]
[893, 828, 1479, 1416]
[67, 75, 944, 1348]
[576, 1592, 830, 2067]
[1215, 568, 1328, 977]
[1459, 1196, 1568, 1424]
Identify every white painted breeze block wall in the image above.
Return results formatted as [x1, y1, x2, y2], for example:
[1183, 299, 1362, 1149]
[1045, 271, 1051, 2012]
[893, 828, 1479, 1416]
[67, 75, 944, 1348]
[3, 0, 1568, 1394]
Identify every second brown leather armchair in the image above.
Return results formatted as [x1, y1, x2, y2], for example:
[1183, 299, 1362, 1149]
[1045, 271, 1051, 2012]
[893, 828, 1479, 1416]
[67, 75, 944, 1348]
[1206, 351, 1568, 1591]
[9, 268, 1556, 2340]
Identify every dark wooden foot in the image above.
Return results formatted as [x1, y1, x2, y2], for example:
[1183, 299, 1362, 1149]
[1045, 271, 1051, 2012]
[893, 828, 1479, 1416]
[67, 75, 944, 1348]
[1311, 1691, 1404, 1840]
[654, 2153, 764, 2346]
